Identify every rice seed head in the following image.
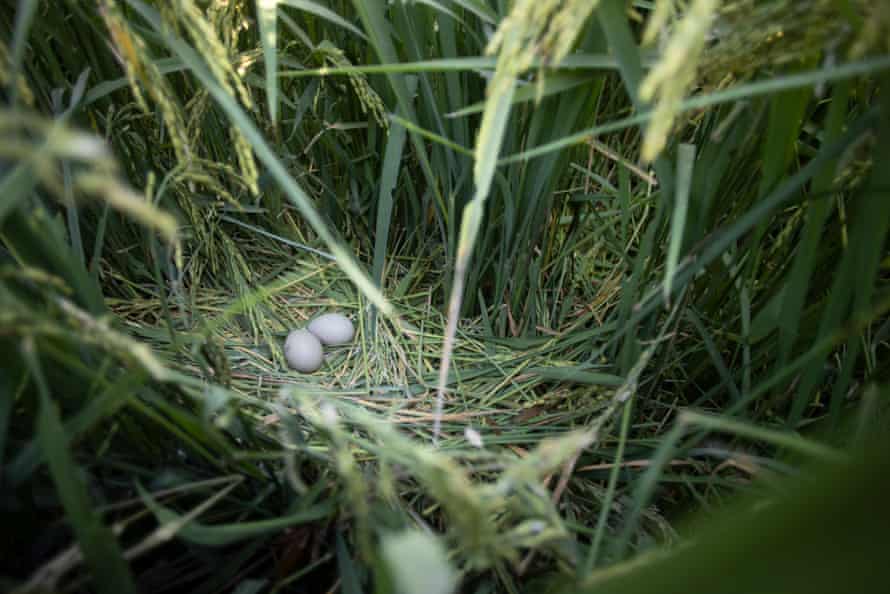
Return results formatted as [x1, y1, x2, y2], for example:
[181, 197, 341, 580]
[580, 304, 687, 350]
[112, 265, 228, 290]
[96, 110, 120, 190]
[169, 0, 253, 108]
[167, 0, 259, 194]
[100, 0, 192, 166]
[639, 0, 719, 162]
[486, 0, 602, 76]
[98, 0, 150, 114]
[317, 42, 388, 130]
[698, 1, 853, 88]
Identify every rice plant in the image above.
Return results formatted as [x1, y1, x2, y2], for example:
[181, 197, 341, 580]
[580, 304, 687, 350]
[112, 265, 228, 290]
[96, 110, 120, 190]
[1, 1, 889, 593]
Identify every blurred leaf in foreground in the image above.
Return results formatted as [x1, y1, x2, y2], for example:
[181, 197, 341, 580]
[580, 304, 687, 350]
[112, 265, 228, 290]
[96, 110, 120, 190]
[554, 394, 890, 594]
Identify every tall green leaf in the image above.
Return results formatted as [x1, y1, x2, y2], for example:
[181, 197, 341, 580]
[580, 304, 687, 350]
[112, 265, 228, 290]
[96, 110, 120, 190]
[23, 340, 136, 594]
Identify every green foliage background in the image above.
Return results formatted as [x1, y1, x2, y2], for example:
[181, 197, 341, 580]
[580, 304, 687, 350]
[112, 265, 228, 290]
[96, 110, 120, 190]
[1, 1, 889, 592]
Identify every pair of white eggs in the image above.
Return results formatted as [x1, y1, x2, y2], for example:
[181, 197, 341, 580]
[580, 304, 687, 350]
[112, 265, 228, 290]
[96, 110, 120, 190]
[284, 313, 355, 373]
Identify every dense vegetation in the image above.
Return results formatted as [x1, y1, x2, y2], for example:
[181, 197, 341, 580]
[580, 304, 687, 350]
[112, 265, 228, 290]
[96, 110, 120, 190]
[2, 1, 889, 592]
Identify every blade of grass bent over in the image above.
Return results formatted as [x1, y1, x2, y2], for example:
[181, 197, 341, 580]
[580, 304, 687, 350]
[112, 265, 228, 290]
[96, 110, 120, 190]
[434, 75, 516, 443]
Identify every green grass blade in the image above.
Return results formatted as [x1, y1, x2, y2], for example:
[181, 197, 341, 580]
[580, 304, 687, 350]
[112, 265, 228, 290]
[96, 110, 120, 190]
[597, 1, 644, 105]
[740, 285, 752, 398]
[278, 0, 368, 40]
[680, 410, 845, 462]
[219, 214, 335, 260]
[758, 81, 812, 197]
[388, 113, 474, 157]
[63, 163, 86, 266]
[448, 73, 598, 118]
[527, 366, 624, 386]
[281, 56, 496, 77]
[373, 121, 408, 288]
[744, 72, 813, 295]
[139, 483, 336, 546]
[281, 54, 625, 78]
[664, 143, 694, 303]
[257, 0, 279, 123]
[434, 75, 517, 441]
[88, 201, 110, 277]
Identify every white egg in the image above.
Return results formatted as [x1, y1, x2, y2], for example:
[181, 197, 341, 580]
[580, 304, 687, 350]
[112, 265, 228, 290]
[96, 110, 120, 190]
[307, 313, 355, 346]
[284, 329, 324, 373]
